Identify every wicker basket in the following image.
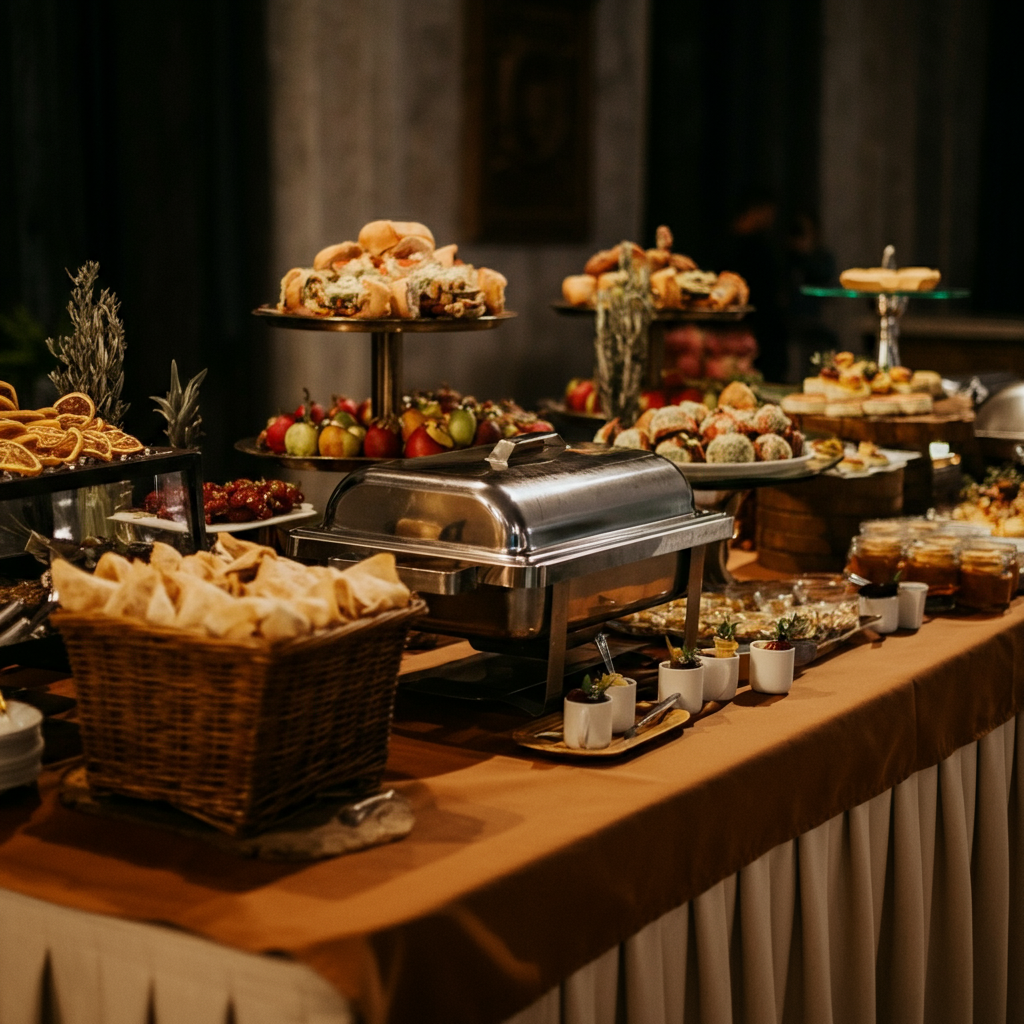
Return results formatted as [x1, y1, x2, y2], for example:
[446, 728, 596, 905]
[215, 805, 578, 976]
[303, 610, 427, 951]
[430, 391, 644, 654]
[54, 599, 426, 836]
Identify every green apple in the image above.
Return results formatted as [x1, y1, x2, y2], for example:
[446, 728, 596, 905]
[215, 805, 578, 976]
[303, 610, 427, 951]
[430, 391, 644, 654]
[284, 421, 318, 457]
[447, 407, 477, 447]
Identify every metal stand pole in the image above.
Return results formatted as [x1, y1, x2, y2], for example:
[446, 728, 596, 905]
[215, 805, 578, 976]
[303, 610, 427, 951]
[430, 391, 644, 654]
[544, 580, 571, 708]
[370, 330, 403, 421]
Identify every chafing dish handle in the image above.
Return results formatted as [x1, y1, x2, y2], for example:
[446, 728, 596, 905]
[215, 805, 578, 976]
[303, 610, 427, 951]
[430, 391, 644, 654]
[327, 557, 477, 596]
[485, 432, 566, 469]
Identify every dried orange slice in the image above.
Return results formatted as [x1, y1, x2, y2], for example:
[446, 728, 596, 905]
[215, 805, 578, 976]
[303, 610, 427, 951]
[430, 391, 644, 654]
[29, 418, 61, 429]
[104, 429, 144, 454]
[25, 426, 66, 450]
[15, 433, 41, 452]
[39, 455, 64, 467]
[57, 413, 91, 430]
[0, 421, 25, 439]
[0, 409, 42, 422]
[37, 407, 58, 417]
[0, 440, 42, 477]
[54, 392, 96, 419]
[0, 382, 18, 408]
[0, 397, 14, 412]
[80, 430, 112, 461]
[51, 426, 84, 463]
[89, 417, 105, 432]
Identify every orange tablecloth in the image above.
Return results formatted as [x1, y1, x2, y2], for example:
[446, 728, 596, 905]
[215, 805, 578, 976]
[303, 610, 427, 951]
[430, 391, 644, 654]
[1, 604, 1023, 1024]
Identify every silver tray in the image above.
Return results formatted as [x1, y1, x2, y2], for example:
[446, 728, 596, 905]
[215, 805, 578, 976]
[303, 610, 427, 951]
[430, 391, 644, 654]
[551, 301, 754, 322]
[253, 307, 516, 333]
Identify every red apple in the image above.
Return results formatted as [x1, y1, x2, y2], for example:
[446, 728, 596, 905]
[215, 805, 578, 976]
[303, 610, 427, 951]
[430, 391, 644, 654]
[330, 394, 359, 419]
[518, 419, 555, 434]
[564, 377, 583, 402]
[404, 424, 447, 458]
[265, 414, 295, 454]
[364, 419, 403, 458]
[356, 397, 374, 426]
[566, 378, 596, 412]
[473, 418, 503, 446]
[584, 389, 602, 414]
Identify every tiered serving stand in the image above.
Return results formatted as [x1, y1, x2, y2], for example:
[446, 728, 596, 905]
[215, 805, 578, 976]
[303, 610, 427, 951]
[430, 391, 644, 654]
[243, 308, 516, 470]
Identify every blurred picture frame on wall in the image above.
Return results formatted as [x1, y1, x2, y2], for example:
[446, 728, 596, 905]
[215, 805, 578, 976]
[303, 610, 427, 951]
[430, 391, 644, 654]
[463, 0, 593, 244]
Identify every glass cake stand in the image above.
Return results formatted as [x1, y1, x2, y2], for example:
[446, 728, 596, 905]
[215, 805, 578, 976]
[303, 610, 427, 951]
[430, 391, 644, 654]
[801, 246, 968, 368]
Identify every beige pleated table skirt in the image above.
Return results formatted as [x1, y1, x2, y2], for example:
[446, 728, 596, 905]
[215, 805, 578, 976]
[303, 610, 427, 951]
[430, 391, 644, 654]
[1, 711, 1020, 1024]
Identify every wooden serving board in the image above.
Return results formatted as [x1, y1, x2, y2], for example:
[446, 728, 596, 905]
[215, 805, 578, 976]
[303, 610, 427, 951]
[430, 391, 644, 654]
[791, 396, 978, 510]
[513, 701, 690, 758]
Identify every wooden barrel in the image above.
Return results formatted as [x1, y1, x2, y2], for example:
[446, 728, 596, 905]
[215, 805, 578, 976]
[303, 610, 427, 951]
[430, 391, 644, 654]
[756, 468, 904, 574]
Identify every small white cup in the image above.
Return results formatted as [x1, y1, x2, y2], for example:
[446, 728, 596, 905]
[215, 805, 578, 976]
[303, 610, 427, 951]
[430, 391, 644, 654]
[699, 651, 739, 702]
[606, 677, 638, 733]
[748, 641, 796, 694]
[562, 695, 613, 749]
[897, 581, 928, 629]
[859, 593, 899, 633]
[658, 662, 704, 714]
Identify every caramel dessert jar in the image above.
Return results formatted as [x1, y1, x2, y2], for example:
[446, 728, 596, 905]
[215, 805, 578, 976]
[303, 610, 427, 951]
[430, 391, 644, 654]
[902, 534, 962, 597]
[956, 539, 1020, 612]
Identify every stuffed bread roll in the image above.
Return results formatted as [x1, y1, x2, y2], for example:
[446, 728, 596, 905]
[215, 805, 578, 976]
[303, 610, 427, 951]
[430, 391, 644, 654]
[296, 272, 392, 317]
[279, 268, 315, 313]
[562, 274, 597, 306]
[477, 267, 507, 314]
[313, 241, 363, 271]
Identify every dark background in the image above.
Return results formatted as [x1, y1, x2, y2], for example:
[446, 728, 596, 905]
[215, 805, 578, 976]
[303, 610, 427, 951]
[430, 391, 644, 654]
[1, 0, 270, 480]
[2, 0, 1022, 475]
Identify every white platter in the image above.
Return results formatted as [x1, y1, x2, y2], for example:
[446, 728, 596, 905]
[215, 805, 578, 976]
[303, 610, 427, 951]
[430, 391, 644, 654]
[109, 503, 318, 535]
[825, 447, 923, 479]
[679, 452, 818, 482]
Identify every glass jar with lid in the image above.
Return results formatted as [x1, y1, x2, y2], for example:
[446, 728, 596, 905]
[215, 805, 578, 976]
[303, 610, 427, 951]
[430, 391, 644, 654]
[956, 539, 1020, 611]
[903, 533, 962, 596]
[847, 531, 906, 586]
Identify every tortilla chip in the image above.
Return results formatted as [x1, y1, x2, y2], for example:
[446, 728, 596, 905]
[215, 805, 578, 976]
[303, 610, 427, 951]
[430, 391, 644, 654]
[206, 595, 262, 639]
[52, 559, 118, 613]
[247, 558, 309, 599]
[332, 553, 410, 618]
[144, 579, 177, 627]
[172, 573, 236, 632]
[223, 547, 268, 580]
[94, 551, 133, 583]
[179, 551, 225, 583]
[214, 534, 272, 562]
[258, 599, 311, 642]
[149, 541, 183, 574]
[104, 563, 160, 619]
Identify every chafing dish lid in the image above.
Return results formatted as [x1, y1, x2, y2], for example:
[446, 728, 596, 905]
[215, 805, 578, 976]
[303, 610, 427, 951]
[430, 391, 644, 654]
[318, 433, 696, 559]
[975, 382, 1024, 439]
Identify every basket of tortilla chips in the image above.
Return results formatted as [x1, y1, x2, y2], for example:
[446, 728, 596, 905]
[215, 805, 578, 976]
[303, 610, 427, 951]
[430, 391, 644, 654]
[51, 536, 425, 836]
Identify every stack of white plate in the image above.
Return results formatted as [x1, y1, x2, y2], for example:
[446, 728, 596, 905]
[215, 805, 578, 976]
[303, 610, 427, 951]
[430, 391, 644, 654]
[0, 701, 44, 793]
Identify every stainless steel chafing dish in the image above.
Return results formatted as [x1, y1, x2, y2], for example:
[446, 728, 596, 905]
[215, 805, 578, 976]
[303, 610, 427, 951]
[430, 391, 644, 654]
[289, 433, 733, 703]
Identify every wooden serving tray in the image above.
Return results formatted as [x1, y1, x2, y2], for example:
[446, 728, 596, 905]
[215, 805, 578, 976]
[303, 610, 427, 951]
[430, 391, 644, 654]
[513, 700, 690, 758]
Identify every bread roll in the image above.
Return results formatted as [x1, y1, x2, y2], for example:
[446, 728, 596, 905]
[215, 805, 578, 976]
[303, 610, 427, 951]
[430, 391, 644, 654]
[585, 246, 620, 276]
[280, 268, 311, 312]
[313, 241, 362, 271]
[562, 274, 597, 306]
[477, 267, 507, 314]
[390, 235, 433, 259]
[650, 266, 682, 309]
[358, 220, 402, 256]
[895, 267, 941, 291]
[597, 270, 628, 292]
[839, 268, 900, 291]
[391, 221, 435, 247]
[389, 278, 417, 318]
[354, 278, 392, 319]
[433, 243, 458, 268]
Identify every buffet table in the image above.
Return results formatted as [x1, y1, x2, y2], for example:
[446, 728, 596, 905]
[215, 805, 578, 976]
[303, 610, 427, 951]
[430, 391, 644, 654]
[1, 599, 1023, 1024]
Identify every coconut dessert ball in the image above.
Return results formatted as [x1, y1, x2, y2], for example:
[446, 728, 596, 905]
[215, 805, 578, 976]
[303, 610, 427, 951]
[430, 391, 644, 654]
[753, 432, 793, 461]
[677, 400, 710, 424]
[699, 409, 739, 442]
[655, 436, 705, 463]
[730, 407, 758, 435]
[706, 433, 756, 463]
[752, 403, 790, 435]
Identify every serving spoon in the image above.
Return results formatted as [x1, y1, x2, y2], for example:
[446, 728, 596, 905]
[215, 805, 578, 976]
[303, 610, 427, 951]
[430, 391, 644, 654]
[595, 632, 616, 675]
